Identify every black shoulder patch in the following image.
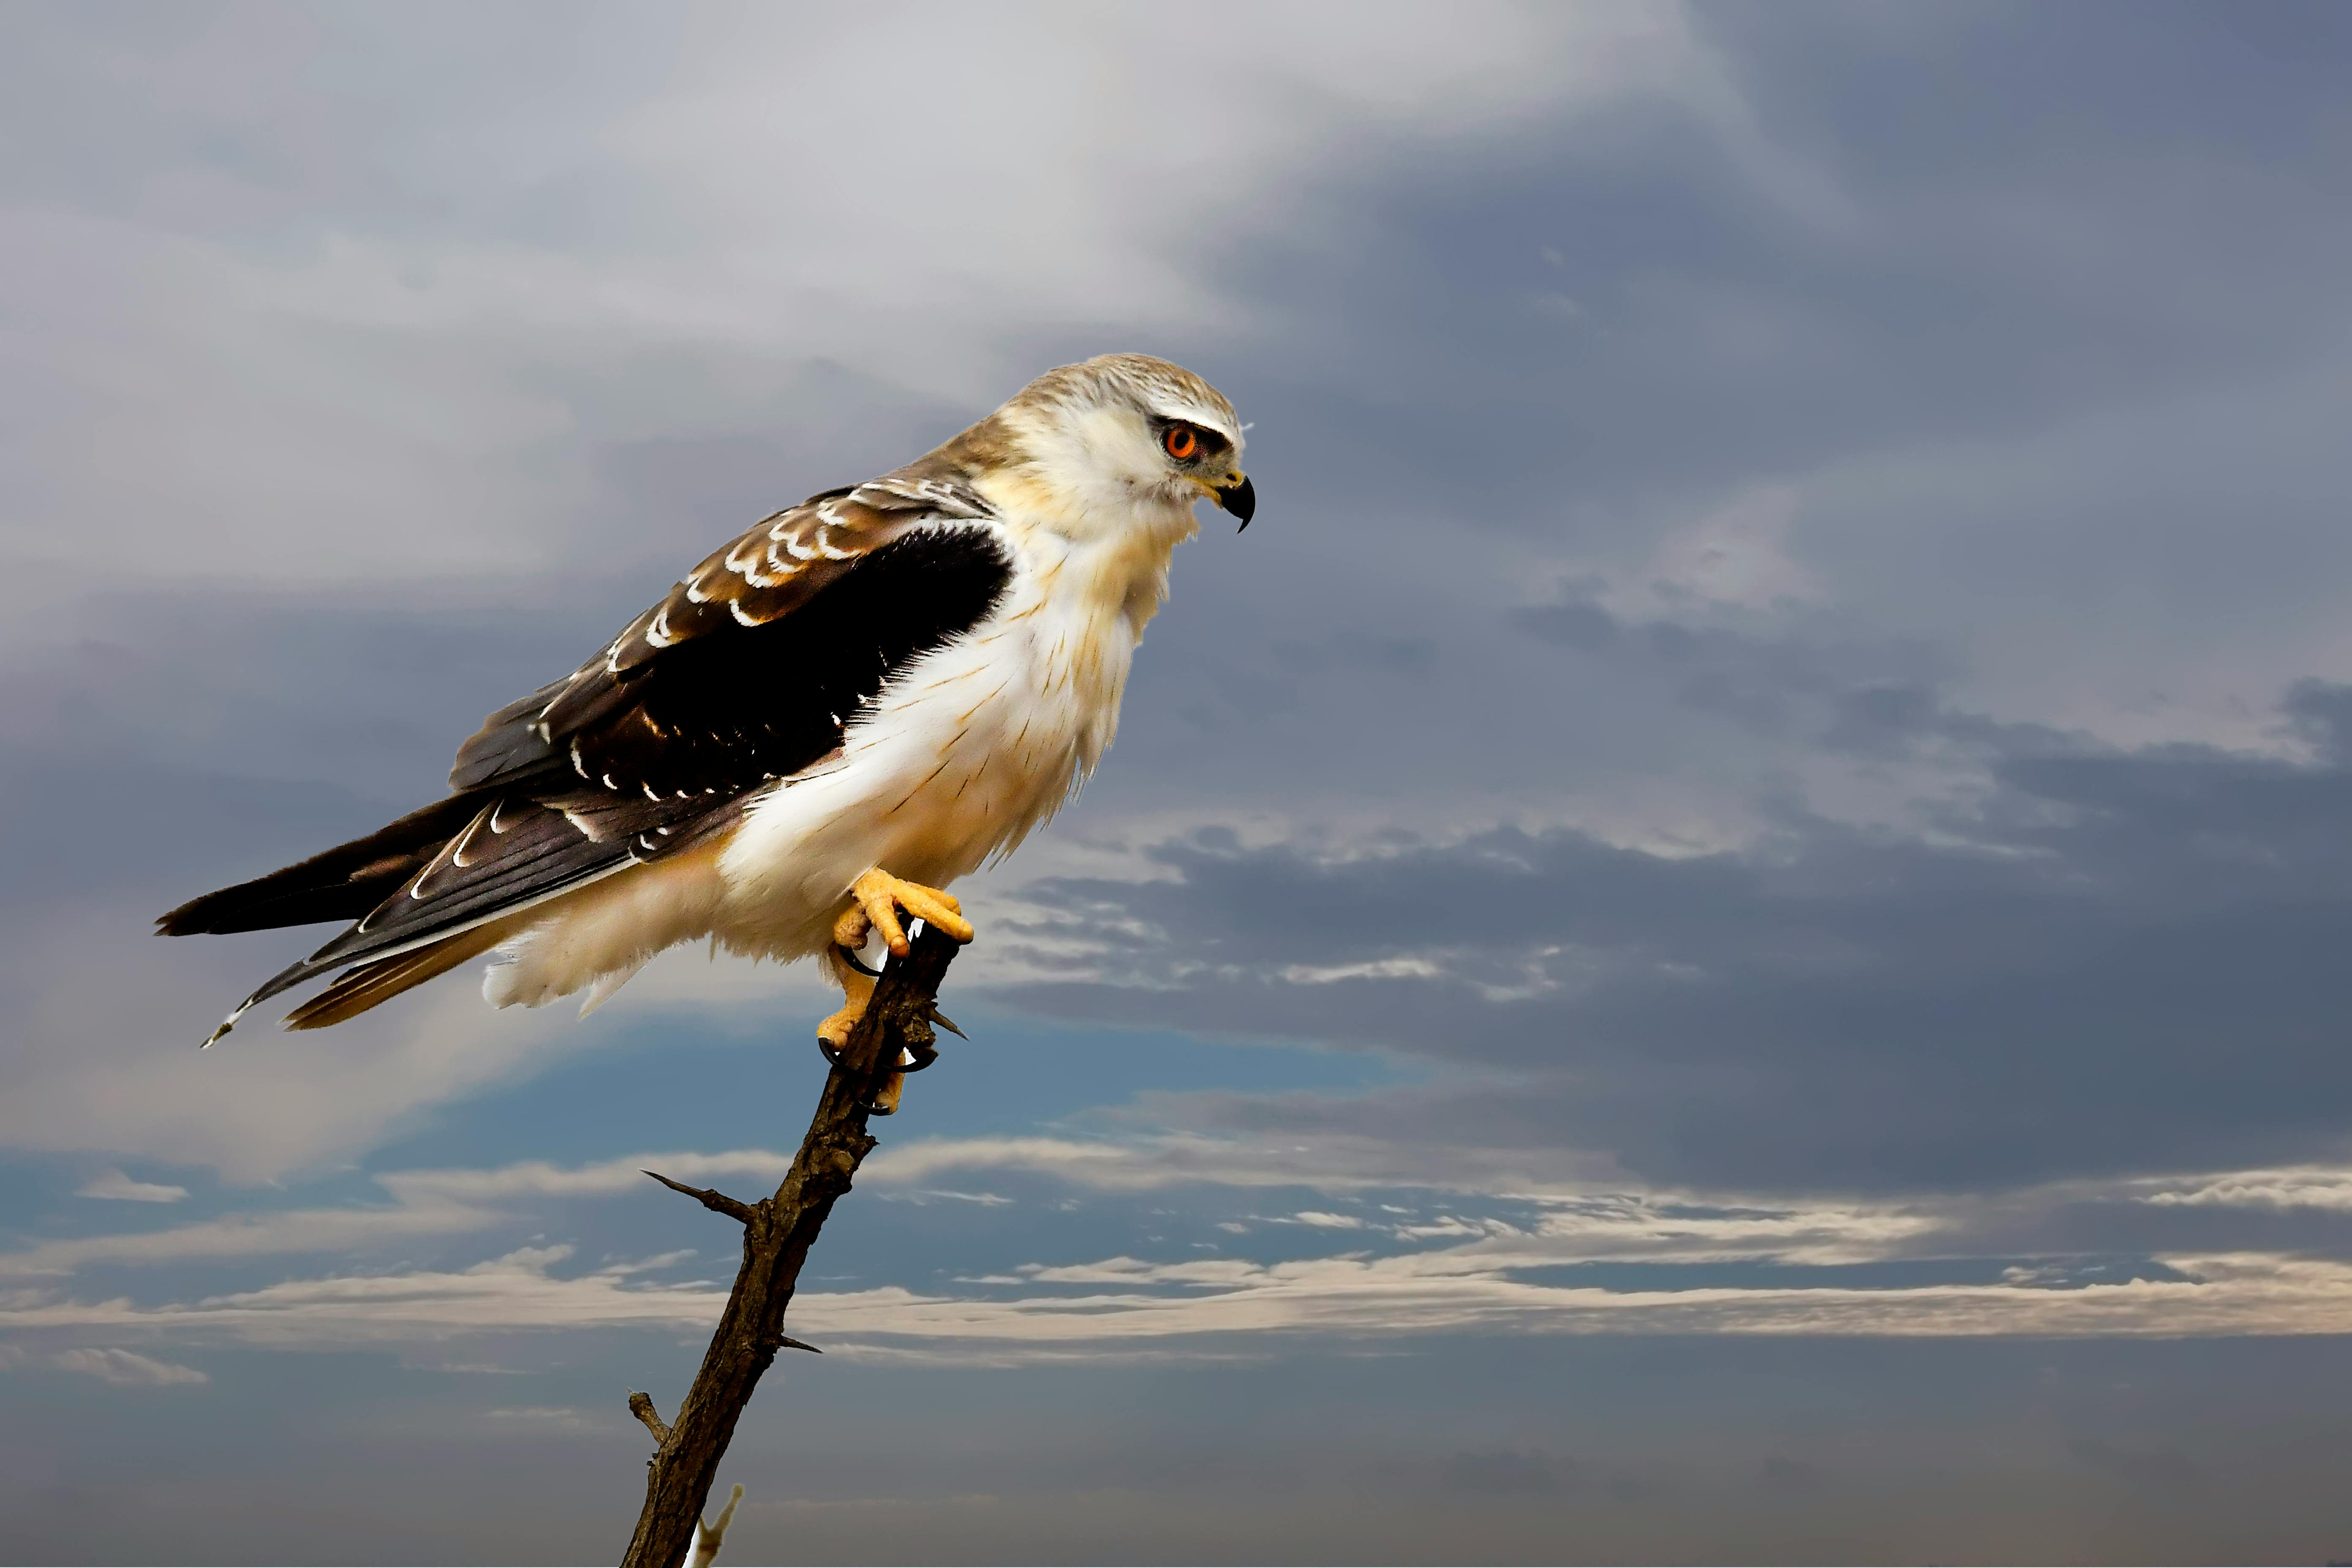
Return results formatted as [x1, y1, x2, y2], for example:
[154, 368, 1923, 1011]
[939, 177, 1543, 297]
[565, 524, 1014, 800]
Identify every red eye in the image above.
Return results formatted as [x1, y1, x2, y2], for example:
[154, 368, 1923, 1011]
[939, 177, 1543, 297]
[1164, 425, 1199, 460]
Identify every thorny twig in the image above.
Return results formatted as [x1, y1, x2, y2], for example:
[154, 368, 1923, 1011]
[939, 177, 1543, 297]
[616, 920, 961, 1568]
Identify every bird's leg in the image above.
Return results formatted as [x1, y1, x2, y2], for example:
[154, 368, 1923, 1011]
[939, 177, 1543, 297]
[814, 871, 973, 1115]
[815, 925, 877, 1055]
[817, 936, 904, 1113]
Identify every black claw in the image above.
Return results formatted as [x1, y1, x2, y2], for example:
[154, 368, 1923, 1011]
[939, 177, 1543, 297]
[818, 1036, 843, 1066]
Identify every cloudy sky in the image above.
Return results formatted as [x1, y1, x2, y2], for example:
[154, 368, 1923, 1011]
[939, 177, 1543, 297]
[6, 1, 2352, 1561]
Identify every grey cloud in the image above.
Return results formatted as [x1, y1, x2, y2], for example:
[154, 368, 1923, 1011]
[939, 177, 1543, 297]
[1219, 5, 2352, 537]
[996, 681, 2352, 1192]
[1511, 596, 1622, 653]
[1507, 575, 1961, 750]
[1156, 0, 2352, 795]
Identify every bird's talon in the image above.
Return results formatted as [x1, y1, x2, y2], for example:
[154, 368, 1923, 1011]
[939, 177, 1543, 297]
[816, 870, 969, 1111]
[850, 868, 976, 950]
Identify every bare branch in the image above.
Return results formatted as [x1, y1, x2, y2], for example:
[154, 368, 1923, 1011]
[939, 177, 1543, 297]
[618, 921, 963, 1568]
[641, 1169, 756, 1224]
[628, 1390, 671, 1446]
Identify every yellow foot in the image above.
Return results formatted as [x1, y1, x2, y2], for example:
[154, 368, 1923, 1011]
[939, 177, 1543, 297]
[816, 970, 912, 1114]
[844, 868, 973, 957]
[814, 870, 972, 1115]
[814, 963, 875, 1055]
[816, 963, 906, 1111]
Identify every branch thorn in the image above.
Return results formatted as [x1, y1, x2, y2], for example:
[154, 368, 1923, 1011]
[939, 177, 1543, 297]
[642, 1169, 756, 1223]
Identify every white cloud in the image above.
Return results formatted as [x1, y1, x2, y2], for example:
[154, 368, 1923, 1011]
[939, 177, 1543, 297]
[1, 3, 1727, 613]
[9, 1154, 2352, 1361]
[0, 1195, 501, 1278]
[377, 1149, 796, 1206]
[52, 1347, 209, 1386]
[1279, 957, 1449, 987]
[480, 1405, 604, 1435]
[0, 1149, 793, 1276]
[8, 1233, 2351, 1364]
[19, 1133, 2347, 1301]
[2136, 1167, 2352, 1213]
[0, 922, 596, 1182]
[860, 1130, 1627, 1196]
[75, 1169, 189, 1203]
[1521, 1193, 1933, 1266]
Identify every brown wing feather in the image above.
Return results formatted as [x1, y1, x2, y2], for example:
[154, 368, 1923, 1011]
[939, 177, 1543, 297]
[156, 792, 487, 936]
[451, 474, 996, 792]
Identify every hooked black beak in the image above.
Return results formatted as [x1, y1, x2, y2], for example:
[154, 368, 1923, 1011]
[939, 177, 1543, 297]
[1213, 473, 1256, 531]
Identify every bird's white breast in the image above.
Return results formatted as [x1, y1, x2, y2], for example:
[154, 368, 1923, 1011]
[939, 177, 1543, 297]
[708, 505, 1190, 956]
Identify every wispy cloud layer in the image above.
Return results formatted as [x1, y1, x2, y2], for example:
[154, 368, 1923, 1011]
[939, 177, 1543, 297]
[74, 1169, 188, 1203]
[11, 1146, 2352, 1361]
[10, 1225, 2352, 1362]
[50, 1347, 208, 1386]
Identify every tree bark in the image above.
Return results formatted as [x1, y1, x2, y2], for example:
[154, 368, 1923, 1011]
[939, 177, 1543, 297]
[618, 920, 962, 1568]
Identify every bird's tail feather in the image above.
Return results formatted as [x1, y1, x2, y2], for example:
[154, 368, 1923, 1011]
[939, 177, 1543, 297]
[156, 792, 485, 937]
[283, 924, 512, 1032]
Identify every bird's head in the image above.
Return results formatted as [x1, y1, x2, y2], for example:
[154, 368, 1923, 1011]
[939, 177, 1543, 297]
[970, 353, 1254, 537]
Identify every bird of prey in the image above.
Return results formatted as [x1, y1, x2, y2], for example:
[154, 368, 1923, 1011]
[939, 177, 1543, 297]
[160, 354, 1252, 1108]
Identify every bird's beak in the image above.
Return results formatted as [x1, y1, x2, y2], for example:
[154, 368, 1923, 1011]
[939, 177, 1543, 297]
[1209, 471, 1256, 531]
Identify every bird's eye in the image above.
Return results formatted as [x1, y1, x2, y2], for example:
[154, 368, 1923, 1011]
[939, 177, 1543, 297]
[1163, 425, 1199, 461]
